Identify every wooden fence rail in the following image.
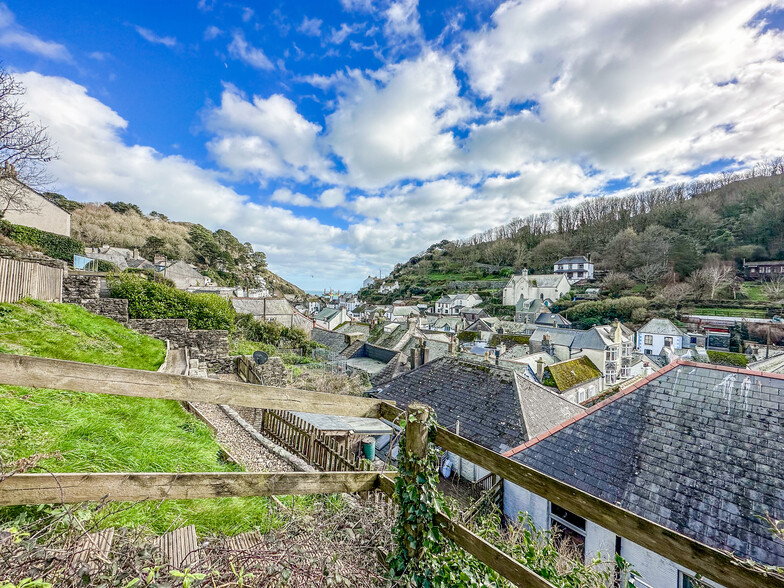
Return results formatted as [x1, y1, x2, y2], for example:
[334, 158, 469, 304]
[0, 354, 780, 588]
[0, 353, 386, 418]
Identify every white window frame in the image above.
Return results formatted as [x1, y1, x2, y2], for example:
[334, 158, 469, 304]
[643, 334, 653, 345]
[577, 388, 586, 402]
[605, 346, 618, 361]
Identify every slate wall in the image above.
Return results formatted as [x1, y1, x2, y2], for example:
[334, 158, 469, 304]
[62, 274, 101, 303]
[82, 298, 128, 323]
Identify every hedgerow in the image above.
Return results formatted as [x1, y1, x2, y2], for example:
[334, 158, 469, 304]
[706, 350, 748, 367]
[107, 271, 235, 331]
[0, 220, 84, 262]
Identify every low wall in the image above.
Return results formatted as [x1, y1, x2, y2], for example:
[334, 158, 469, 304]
[237, 354, 287, 387]
[129, 318, 230, 372]
[62, 274, 101, 303]
[82, 298, 128, 323]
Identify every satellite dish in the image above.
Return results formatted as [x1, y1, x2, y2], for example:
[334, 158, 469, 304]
[252, 351, 269, 365]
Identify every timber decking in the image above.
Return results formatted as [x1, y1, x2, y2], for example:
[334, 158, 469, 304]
[154, 525, 199, 569]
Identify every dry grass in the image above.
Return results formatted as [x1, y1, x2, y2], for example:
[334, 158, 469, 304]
[293, 369, 371, 396]
[71, 203, 193, 260]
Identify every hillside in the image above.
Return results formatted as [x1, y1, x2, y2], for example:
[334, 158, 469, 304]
[0, 299, 277, 535]
[47, 196, 306, 297]
[370, 171, 784, 305]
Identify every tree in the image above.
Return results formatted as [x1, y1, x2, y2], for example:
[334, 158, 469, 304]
[0, 66, 56, 218]
[631, 262, 668, 287]
[601, 272, 635, 297]
[689, 261, 735, 299]
[763, 276, 784, 301]
[657, 282, 693, 305]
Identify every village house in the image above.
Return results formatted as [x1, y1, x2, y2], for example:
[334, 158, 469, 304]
[459, 307, 490, 323]
[433, 293, 483, 315]
[313, 306, 349, 330]
[501, 269, 571, 307]
[540, 356, 603, 403]
[378, 280, 400, 294]
[391, 305, 420, 323]
[362, 276, 377, 289]
[529, 322, 635, 387]
[232, 297, 314, 334]
[637, 317, 687, 356]
[743, 259, 784, 280]
[427, 315, 464, 334]
[373, 357, 585, 482]
[553, 255, 594, 283]
[502, 361, 784, 588]
[1, 175, 71, 237]
[159, 259, 211, 289]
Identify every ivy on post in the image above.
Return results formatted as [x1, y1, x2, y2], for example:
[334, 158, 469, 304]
[388, 402, 447, 585]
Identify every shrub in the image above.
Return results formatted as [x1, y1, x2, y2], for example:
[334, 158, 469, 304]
[707, 350, 748, 367]
[457, 331, 478, 342]
[567, 296, 648, 324]
[0, 220, 84, 262]
[107, 271, 235, 331]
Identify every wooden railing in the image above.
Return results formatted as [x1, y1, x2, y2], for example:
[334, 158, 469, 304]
[0, 353, 780, 588]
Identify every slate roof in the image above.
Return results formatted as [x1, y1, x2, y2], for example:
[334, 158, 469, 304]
[546, 356, 601, 391]
[497, 321, 530, 335]
[335, 322, 370, 337]
[499, 345, 536, 360]
[638, 318, 685, 336]
[310, 327, 348, 354]
[374, 357, 526, 453]
[554, 256, 590, 265]
[232, 298, 293, 316]
[526, 274, 565, 288]
[534, 313, 570, 327]
[515, 374, 585, 439]
[509, 362, 784, 567]
[515, 298, 544, 313]
[314, 307, 341, 321]
[373, 357, 583, 454]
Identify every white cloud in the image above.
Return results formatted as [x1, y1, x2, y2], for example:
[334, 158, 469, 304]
[16, 71, 354, 288]
[204, 85, 333, 182]
[241, 7, 254, 22]
[298, 16, 322, 37]
[227, 31, 274, 70]
[0, 3, 71, 61]
[329, 23, 361, 44]
[319, 187, 345, 207]
[383, 0, 423, 42]
[134, 25, 177, 48]
[462, 0, 784, 179]
[271, 188, 318, 207]
[326, 50, 469, 188]
[203, 25, 222, 41]
[197, 0, 215, 12]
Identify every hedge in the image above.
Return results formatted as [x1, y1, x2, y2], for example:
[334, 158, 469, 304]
[0, 219, 84, 262]
[706, 350, 748, 368]
[489, 334, 530, 347]
[566, 296, 648, 324]
[108, 271, 235, 331]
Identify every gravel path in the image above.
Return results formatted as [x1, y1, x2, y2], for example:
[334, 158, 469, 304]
[192, 402, 295, 472]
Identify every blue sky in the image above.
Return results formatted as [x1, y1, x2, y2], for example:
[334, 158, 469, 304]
[3, 1, 784, 291]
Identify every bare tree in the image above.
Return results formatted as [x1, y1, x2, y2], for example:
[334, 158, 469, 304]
[657, 282, 693, 305]
[601, 271, 635, 296]
[689, 261, 736, 299]
[762, 276, 784, 301]
[631, 262, 668, 287]
[0, 66, 56, 218]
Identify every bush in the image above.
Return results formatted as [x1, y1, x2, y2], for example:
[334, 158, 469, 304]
[707, 350, 748, 367]
[567, 296, 648, 325]
[108, 271, 235, 330]
[457, 331, 478, 342]
[0, 220, 84, 262]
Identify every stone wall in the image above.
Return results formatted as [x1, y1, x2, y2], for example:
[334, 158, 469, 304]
[128, 318, 230, 371]
[252, 356, 287, 387]
[82, 298, 128, 323]
[62, 274, 101, 303]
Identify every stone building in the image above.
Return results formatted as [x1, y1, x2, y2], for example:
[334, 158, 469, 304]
[1, 177, 71, 237]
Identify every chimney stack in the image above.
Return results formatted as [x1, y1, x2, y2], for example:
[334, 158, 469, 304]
[421, 341, 430, 365]
[448, 334, 457, 355]
[536, 357, 545, 382]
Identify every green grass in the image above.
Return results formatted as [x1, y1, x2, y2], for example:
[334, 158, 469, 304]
[0, 299, 280, 535]
[229, 336, 263, 356]
[690, 307, 767, 318]
[742, 283, 769, 302]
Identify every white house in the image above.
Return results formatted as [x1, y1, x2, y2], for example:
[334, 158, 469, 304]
[553, 255, 594, 283]
[434, 293, 483, 315]
[378, 280, 400, 294]
[637, 318, 686, 356]
[501, 269, 571, 307]
[362, 276, 376, 289]
[1, 176, 71, 237]
[313, 307, 349, 330]
[502, 361, 782, 588]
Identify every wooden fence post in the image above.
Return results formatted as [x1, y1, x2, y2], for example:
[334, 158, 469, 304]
[403, 402, 431, 564]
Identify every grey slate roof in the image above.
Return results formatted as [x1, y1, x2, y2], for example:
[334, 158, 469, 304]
[374, 357, 582, 454]
[638, 318, 685, 336]
[374, 357, 525, 453]
[310, 327, 348, 354]
[232, 298, 293, 316]
[314, 307, 341, 321]
[554, 256, 590, 265]
[510, 363, 784, 567]
[335, 322, 370, 337]
[534, 313, 570, 327]
[515, 374, 584, 439]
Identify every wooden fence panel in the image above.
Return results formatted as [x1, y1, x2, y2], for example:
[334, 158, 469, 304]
[0, 257, 62, 303]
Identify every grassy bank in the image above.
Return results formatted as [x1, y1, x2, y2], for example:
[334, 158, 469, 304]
[0, 299, 279, 535]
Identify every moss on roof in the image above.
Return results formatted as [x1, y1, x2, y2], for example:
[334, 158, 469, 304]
[546, 356, 601, 391]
